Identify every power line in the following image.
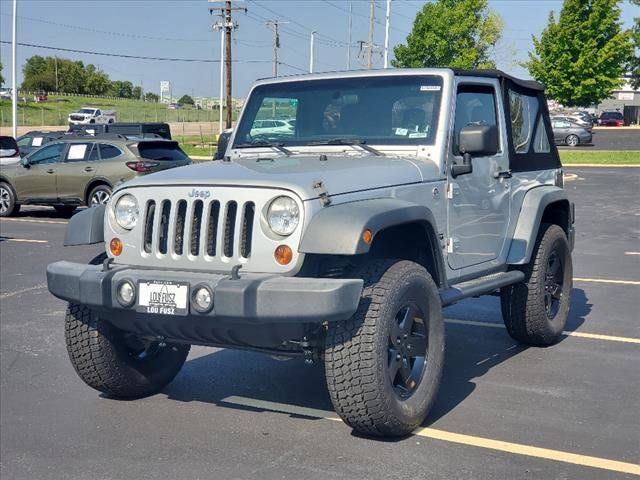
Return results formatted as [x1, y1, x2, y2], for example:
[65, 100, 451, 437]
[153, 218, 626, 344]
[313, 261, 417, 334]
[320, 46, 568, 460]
[0, 40, 273, 64]
[0, 13, 210, 43]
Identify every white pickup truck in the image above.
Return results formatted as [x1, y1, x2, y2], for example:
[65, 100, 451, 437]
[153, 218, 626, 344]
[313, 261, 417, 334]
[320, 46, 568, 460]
[68, 107, 117, 126]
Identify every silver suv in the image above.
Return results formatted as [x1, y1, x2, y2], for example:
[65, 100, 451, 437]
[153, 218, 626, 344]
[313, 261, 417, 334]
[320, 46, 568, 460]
[47, 69, 574, 438]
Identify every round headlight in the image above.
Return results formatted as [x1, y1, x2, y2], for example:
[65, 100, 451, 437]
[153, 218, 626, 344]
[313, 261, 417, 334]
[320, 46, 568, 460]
[114, 194, 139, 230]
[267, 196, 300, 236]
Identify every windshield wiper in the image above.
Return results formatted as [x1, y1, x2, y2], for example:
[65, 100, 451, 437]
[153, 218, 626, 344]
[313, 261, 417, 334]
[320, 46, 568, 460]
[309, 138, 384, 156]
[235, 140, 292, 156]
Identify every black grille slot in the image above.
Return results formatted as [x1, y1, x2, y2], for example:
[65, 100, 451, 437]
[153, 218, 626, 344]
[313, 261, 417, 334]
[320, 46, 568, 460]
[174, 200, 187, 255]
[241, 202, 255, 258]
[143, 201, 155, 253]
[190, 200, 204, 256]
[223, 201, 237, 257]
[158, 200, 171, 254]
[206, 201, 220, 257]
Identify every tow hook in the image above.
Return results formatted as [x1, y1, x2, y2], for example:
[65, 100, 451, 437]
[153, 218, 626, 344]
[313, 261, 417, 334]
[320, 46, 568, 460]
[230, 264, 242, 280]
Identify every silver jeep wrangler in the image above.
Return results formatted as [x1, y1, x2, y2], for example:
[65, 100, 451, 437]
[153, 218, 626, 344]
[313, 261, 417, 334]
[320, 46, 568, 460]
[47, 69, 574, 438]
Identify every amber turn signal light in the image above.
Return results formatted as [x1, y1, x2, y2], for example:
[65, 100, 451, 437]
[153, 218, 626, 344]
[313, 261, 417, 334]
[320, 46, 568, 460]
[109, 238, 123, 256]
[274, 245, 293, 265]
[362, 229, 373, 245]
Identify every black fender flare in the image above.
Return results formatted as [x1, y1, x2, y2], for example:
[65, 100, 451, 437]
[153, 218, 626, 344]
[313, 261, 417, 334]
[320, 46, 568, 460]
[299, 198, 445, 283]
[506, 186, 573, 265]
[64, 204, 106, 246]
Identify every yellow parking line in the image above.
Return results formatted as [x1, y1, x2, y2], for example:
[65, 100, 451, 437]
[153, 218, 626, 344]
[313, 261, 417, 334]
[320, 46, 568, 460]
[444, 319, 640, 344]
[3, 238, 49, 244]
[221, 396, 640, 476]
[574, 277, 640, 286]
[0, 218, 67, 225]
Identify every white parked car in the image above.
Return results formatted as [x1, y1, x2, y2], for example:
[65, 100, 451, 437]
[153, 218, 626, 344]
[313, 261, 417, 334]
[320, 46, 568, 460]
[249, 119, 295, 138]
[68, 107, 117, 126]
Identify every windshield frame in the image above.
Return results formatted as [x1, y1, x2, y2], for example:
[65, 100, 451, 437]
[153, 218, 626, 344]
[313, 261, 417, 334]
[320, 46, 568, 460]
[232, 74, 446, 150]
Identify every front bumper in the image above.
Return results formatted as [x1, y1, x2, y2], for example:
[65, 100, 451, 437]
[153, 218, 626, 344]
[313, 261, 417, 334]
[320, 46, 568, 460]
[46, 261, 363, 325]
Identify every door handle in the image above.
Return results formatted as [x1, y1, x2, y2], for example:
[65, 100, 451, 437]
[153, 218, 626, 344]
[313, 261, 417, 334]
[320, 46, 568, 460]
[84, 166, 94, 172]
[494, 170, 512, 179]
[46, 169, 55, 174]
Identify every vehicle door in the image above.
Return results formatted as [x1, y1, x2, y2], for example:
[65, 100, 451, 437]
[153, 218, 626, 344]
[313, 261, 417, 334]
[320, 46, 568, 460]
[12, 142, 67, 200]
[447, 80, 511, 270]
[55, 142, 100, 201]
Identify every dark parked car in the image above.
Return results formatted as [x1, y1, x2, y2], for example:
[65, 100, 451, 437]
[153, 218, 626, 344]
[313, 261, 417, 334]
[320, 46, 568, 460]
[598, 111, 624, 127]
[0, 136, 21, 165]
[0, 137, 191, 217]
[551, 119, 592, 146]
[16, 131, 66, 157]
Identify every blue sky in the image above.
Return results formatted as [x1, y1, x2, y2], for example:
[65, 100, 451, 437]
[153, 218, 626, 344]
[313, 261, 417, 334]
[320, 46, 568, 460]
[0, 0, 637, 98]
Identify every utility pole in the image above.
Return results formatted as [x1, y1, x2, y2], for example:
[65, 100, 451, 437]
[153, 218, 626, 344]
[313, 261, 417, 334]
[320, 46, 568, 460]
[55, 56, 59, 92]
[383, 0, 391, 68]
[347, 2, 352, 70]
[266, 20, 287, 78]
[367, 0, 375, 69]
[11, 0, 17, 138]
[212, 19, 225, 133]
[209, 1, 242, 130]
[309, 31, 316, 73]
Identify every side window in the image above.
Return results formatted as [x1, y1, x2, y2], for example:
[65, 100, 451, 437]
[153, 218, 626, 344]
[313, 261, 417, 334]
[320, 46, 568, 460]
[87, 144, 100, 161]
[28, 143, 66, 165]
[65, 143, 90, 162]
[99, 144, 122, 160]
[533, 117, 550, 153]
[95, 109, 101, 116]
[17, 137, 32, 148]
[453, 85, 498, 155]
[508, 91, 539, 154]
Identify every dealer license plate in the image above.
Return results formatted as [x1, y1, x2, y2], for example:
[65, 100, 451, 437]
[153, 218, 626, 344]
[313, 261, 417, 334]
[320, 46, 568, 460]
[136, 280, 189, 316]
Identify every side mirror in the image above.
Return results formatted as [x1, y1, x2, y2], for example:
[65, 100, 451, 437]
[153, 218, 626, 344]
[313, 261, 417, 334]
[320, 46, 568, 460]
[451, 124, 499, 178]
[21, 156, 31, 168]
[213, 130, 232, 160]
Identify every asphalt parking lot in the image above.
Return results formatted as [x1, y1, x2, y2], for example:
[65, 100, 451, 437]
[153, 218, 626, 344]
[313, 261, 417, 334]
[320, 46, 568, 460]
[1, 166, 638, 480]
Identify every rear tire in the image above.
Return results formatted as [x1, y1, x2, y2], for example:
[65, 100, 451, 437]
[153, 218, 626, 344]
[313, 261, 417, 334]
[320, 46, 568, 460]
[325, 260, 444, 437]
[501, 224, 572, 346]
[88, 184, 112, 206]
[65, 303, 190, 398]
[565, 134, 579, 147]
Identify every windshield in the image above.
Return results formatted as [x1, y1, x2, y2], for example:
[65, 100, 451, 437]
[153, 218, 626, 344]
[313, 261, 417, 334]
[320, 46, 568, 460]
[78, 109, 96, 114]
[233, 75, 444, 148]
[601, 112, 623, 119]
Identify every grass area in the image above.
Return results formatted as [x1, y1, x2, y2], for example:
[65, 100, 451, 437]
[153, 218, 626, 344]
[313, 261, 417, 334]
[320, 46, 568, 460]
[559, 150, 640, 165]
[178, 134, 218, 158]
[0, 95, 238, 127]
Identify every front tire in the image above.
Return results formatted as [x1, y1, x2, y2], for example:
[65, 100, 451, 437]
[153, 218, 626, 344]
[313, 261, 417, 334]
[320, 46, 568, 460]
[324, 260, 444, 437]
[501, 224, 572, 346]
[565, 134, 579, 147]
[0, 182, 19, 217]
[65, 304, 190, 398]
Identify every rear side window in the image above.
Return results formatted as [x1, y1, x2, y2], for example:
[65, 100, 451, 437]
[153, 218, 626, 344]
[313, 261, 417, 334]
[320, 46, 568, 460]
[99, 144, 123, 160]
[0, 137, 18, 150]
[65, 143, 91, 162]
[87, 144, 100, 161]
[136, 142, 189, 161]
[509, 91, 539, 154]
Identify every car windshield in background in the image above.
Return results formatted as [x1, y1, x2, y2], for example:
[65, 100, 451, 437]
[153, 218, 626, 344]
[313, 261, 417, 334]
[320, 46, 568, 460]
[137, 142, 189, 161]
[601, 112, 623, 119]
[233, 75, 444, 148]
[78, 109, 95, 114]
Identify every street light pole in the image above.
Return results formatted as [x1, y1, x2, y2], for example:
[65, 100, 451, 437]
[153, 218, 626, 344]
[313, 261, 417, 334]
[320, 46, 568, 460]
[383, 0, 391, 69]
[309, 31, 316, 73]
[11, 0, 18, 138]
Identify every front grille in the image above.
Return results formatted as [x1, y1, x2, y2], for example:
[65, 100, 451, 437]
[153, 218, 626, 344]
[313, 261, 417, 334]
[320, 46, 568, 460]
[142, 197, 255, 260]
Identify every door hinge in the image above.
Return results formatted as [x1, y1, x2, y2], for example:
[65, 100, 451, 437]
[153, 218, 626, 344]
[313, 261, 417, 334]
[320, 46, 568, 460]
[447, 237, 460, 253]
[312, 180, 331, 206]
[447, 183, 460, 199]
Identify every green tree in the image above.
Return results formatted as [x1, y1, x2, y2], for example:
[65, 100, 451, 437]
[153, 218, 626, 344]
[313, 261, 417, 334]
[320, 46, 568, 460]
[84, 64, 111, 95]
[132, 86, 142, 99]
[178, 94, 194, 105]
[144, 92, 159, 102]
[630, 0, 639, 89]
[22, 55, 55, 91]
[392, 0, 502, 69]
[109, 80, 134, 98]
[526, 0, 634, 107]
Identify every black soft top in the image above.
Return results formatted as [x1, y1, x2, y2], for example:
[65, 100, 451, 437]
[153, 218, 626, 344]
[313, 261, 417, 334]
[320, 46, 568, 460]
[452, 69, 544, 92]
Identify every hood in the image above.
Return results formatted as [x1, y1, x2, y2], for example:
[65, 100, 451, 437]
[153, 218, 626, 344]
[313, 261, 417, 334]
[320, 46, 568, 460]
[120, 154, 431, 201]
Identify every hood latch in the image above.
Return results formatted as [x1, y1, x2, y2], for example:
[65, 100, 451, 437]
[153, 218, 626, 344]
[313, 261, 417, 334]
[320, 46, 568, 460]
[312, 180, 331, 207]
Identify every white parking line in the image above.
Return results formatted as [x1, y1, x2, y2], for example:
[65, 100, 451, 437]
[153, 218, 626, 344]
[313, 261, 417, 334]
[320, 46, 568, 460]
[574, 277, 640, 286]
[2, 238, 49, 244]
[624, 252, 640, 256]
[0, 218, 67, 225]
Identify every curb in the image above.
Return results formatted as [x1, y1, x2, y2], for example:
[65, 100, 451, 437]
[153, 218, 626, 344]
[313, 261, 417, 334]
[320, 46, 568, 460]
[563, 164, 640, 168]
